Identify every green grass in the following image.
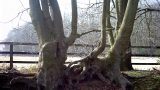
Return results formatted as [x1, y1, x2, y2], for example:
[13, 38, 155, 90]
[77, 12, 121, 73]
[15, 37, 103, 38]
[125, 71, 160, 90]
[18, 65, 38, 73]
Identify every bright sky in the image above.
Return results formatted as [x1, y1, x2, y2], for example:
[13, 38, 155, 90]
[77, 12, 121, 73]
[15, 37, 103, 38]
[0, 0, 158, 42]
[0, 0, 102, 42]
[0, 0, 71, 41]
[0, 0, 29, 41]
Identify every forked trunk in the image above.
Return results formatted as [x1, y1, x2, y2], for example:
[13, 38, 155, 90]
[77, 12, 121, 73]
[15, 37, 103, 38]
[115, 0, 133, 71]
[29, 0, 68, 89]
[103, 0, 139, 89]
[29, 0, 78, 89]
[29, 0, 139, 89]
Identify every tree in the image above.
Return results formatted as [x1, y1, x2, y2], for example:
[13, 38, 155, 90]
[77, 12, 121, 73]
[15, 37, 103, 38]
[29, 0, 139, 90]
[132, 2, 160, 56]
[3, 23, 39, 52]
[29, 0, 78, 89]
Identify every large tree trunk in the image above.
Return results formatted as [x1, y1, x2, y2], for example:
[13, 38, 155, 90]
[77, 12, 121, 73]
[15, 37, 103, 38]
[29, 0, 138, 90]
[74, 0, 138, 89]
[104, 0, 139, 89]
[114, 0, 134, 71]
[37, 41, 67, 90]
[120, 42, 133, 71]
[29, 0, 67, 90]
[29, 0, 78, 89]
[86, 0, 138, 89]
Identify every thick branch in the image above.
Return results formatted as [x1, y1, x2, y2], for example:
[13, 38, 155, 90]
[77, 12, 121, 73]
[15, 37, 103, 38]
[30, 0, 48, 45]
[67, 0, 78, 46]
[40, 0, 55, 38]
[41, 0, 50, 19]
[29, 0, 44, 30]
[40, 0, 53, 25]
[89, 0, 109, 58]
[115, 0, 128, 36]
[103, 1, 139, 89]
[111, 0, 139, 56]
[106, 1, 114, 46]
[112, 0, 116, 8]
[49, 0, 65, 39]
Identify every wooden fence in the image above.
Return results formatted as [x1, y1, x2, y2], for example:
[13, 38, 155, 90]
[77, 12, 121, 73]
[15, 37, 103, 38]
[0, 42, 160, 69]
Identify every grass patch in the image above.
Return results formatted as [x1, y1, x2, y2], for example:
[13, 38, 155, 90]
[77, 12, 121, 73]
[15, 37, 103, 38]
[125, 70, 160, 90]
[18, 65, 38, 73]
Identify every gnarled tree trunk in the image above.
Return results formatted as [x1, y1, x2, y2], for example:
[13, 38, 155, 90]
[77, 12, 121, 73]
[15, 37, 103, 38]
[80, 0, 138, 89]
[103, 0, 139, 89]
[114, 0, 133, 71]
[29, 0, 139, 90]
[29, 0, 77, 90]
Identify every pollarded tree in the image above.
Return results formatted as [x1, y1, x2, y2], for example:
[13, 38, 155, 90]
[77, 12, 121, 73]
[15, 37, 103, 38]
[29, 0, 78, 90]
[29, 0, 139, 90]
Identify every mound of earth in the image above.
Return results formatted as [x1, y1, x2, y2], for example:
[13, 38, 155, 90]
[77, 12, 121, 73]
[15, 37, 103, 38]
[0, 68, 121, 90]
[1, 68, 160, 90]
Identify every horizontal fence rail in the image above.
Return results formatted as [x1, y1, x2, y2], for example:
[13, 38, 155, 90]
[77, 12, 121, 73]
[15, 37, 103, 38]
[0, 42, 160, 69]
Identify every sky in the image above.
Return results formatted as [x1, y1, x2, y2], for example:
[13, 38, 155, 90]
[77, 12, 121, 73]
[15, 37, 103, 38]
[0, 0, 100, 42]
[0, 0, 71, 41]
[0, 0, 159, 42]
[0, 0, 29, 41]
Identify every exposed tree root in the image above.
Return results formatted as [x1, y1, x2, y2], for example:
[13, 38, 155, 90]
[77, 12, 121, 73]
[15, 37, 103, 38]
[65, 56, 132, 90]
[152, 68, 160, 75]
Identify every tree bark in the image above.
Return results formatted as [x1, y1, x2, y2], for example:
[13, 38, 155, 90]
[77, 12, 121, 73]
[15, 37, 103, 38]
[115, 0, 134, 71]
[29, 0, 139, 90]
[29, 0, 67, 90]
[120, 42, 133, 71]
[29, 0, 78, 90]
[74, 0, 138, 89]
[104, 0, 139, 89]
[37, 42, 67, 90]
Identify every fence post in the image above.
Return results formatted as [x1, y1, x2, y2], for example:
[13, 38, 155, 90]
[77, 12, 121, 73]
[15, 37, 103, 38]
[9, 42, 13, 70]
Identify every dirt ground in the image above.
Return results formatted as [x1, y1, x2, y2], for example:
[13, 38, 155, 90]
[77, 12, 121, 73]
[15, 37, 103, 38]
[0, 69, 160, 90]
[0, 68, 121, 90]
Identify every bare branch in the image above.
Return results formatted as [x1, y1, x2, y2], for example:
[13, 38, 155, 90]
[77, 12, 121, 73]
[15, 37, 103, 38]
[49, 0, 62, 22]
[29, 0, 44, 27]
[112, 0, 139, 55]
[40, 0, 54, 34]
[115, 0, 128, 36]
[156, 0, 160, 7]
[71, 28, 114, 38]
[40, 0, 51, 20]
[78, 29, 101, 37]
[49, 0, 65, 39]
[136, 8, 160, 20]
[137, 8, 160, 13]
[67, 0, 78, 46]
[86, 2, 103, 9]
[106, 2, 114, 46]
[111, 0, 116, 8]
[0, 8, 29, 23]
[89, 0, 110, 58]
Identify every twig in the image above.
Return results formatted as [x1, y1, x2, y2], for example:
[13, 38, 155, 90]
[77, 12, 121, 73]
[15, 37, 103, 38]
[0, 8, 30, 23]
[78, 29, 101, 37]
[136, 8, 160, 20]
